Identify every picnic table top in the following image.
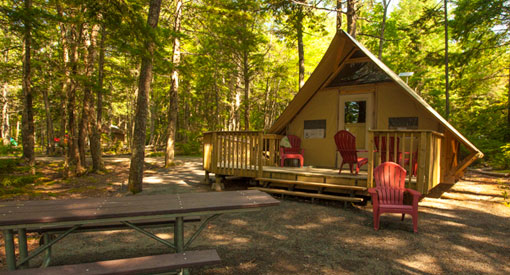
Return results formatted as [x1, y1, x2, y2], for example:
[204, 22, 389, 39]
[0, 190, 279, 228]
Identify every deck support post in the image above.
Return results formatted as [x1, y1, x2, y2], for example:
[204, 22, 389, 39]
[203, 171, 210, 185]
[212, 175, 224, 191]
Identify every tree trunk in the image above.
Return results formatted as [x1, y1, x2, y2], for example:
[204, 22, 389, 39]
[21, 0, 35, 172]
[78, 24, 94, 170]
[297, 6, 305, 89]
[507, 64, 510, 141]
[68, 25, 83, 173]
[1, 49, 10, 145]
[242, 50, 250, 130]
[378, 0, 391, 60]
[336, 0, 342, 32]
[165, 0, 182, 167]
[444, 0, 450, 120]
[42, 89, 55, 155]
[347, 0, 357, 38]
[89, 24, 106, 172]
[128, 0, 162, 193]
[1, 80, 9, 145]
[85, 23, 103, 172]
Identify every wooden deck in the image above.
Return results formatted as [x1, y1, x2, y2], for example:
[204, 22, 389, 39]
[203, 130, 443, 203]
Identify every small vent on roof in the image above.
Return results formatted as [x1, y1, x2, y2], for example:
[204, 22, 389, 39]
[327, 62, 392, 87]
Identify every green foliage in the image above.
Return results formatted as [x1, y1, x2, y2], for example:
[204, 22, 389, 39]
[0, 143, 21, 156]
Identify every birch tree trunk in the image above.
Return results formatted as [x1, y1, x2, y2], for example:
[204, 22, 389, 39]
[21, 0, 35, 172]
[129, 0, 163, 193]
[165, 0, 182, 167]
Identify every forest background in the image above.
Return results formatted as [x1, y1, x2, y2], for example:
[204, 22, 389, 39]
[0, 0, 509, 192]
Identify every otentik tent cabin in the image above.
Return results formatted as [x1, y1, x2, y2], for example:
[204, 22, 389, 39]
[203, 31, 483, 201]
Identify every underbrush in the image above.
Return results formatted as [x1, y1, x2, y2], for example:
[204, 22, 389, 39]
[0, 144, 21, 156]
[0, 159, 46, 199]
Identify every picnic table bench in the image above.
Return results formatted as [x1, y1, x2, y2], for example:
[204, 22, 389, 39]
[0, 190, 279, 274]
[0, 250, 221, 275]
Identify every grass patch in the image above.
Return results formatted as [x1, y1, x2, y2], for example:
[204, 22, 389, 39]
[147, 151, 165, 157]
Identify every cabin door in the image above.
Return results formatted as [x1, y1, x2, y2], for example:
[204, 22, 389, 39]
[338, 93, 374, 164]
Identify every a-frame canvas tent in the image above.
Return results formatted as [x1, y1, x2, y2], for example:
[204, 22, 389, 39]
[268, 30, 483, 184]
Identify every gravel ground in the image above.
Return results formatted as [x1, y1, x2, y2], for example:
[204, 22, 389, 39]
[1, 156, 509, 274]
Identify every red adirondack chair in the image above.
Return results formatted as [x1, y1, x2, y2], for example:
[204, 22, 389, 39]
[368, 162, 421, 233]
[279, 135, 304, 167]
[334, 130, 368, 174]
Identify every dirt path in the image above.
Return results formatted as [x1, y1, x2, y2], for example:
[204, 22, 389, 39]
[1, 157, 509, 274]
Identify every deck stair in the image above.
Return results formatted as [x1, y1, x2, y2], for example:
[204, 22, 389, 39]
[251, 177, 367, 206]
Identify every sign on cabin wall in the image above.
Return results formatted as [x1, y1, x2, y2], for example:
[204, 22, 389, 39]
[304, 120, 326, 139]
[389, 117, 418, 129]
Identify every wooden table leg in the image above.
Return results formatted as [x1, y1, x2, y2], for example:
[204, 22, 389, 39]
[18, 228, 29, 269]
[174, 217, 189, 275]
[3, 229, 16, 270]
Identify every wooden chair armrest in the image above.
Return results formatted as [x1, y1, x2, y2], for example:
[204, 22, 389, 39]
[368, 188, 379, 208]
[405, 188, 421, 197]
[357, 150, 368, 153]
[405, 188, 422, 206]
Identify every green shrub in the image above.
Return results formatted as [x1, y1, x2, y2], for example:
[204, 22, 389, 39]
[1, 175, 38, 187]
[0, 144, 21, 156]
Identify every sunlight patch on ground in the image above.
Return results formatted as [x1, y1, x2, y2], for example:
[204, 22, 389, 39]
[341, 235, 408, 248]
[319, 216, 343, 223]
[229, 219, 248, 226]
[155, 233, 172, 239]
[258, 230, 288, 240]
[144, 177, 164, 184]
[449, 254, 497, 274]
[285, 223, 321, 230]
[238, 260, 257, 272]
[396, 254, 440, 273]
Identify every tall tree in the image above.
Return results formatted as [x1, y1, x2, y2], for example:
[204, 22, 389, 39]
[128, 0, 163, 194]
[346, 0, 358, 37]
[21, 0, 35, 172]
[90, 24, 106, 172]
[444, 0, 449, 120]
[377, 0, 391, 60]
[165, 0, 183, 167]
[336, 0, 342, 32]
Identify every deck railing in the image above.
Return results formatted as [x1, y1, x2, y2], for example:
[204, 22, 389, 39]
[203, 131, 283, 178]
[367, 130, 444, 194]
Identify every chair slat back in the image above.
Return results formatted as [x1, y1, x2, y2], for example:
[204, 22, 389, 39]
[334, 130, 358, 163]
[373, 162, 407, 205]
[282, 135, 302, 154]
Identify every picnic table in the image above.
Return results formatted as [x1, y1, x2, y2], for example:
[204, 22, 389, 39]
[0, 190, 279, 272]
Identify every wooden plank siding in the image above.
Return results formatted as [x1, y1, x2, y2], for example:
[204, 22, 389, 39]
[204, 130, 444, 195]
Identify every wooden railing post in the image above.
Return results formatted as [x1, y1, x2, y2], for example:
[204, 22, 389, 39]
[211, 132, 218, 174]
[258, 132, 263, 178]
[367, 131, 374, 188]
